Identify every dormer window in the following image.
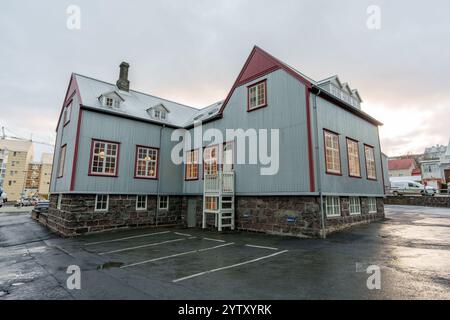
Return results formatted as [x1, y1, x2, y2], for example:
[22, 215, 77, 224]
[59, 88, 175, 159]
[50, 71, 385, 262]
[106, 97, 114, 107]
[147, 103, 169, 121]
[99, 91, 124, 108]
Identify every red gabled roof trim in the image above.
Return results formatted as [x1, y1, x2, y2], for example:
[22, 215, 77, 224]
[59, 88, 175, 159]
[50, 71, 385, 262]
[218, 46, 312, 115]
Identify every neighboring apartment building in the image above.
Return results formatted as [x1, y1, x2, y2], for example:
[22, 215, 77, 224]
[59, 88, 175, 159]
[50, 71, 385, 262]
[25, 162, 41, 195]
[48, 46, 385, 237]
[38, 153, 53, 199]
[388, 158, 416, 177]
[0, 139, 34, 201]
[424, 144, 447, 160]
[0, 148, 7, 188]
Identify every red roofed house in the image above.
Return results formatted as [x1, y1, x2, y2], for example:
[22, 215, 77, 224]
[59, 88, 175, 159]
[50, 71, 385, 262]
[388, 159, 416, 177]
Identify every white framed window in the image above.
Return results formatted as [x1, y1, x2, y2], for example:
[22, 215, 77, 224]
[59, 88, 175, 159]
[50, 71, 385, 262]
[135, 146, 158, 179]
[248, 80, 267, 110]
[106, 97, 114, 107]
[158, 195, 169, 210]
[205, 196, 218, 211]
[331, 85, 341, 98]
[153, 109, 166, 120]
[368, 198, 377, 213]
[185, 149, 199, 180]
[58, 145, 66, 178]
[364, 145, 377, 180]
[57, 194, 62, 210]
[324, 130, 341, 174]
[346, 138, 361, 177]
[326, 196, 341, 217]
[136, 195, 147, 211]
[95, 194, 109, 212]
[349, 197, 361, 215]
[203, 145, 218, 176]
[90, 140, 120, 176]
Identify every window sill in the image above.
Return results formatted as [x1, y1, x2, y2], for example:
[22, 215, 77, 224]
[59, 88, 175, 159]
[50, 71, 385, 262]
[326, 215, 341, 219]
[247, 103, 268, 113]
[349, 175, 362, 179]
[134, 176, 158, 180]
[89, 173, 118, 177]
[326, 171, 343, 176]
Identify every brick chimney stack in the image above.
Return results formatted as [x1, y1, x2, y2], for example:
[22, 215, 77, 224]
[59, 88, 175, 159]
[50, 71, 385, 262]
[116, 62, 130, 92]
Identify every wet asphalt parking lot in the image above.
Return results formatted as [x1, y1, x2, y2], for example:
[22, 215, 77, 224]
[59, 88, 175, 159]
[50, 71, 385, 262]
[0, 205, 449, 299]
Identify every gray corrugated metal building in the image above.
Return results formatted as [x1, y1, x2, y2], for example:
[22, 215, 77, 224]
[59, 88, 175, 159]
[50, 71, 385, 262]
[47, 46, 385, 237]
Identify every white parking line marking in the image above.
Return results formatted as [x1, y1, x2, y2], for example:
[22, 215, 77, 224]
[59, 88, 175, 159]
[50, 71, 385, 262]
[99, 238, 186, 255]
[245, 244, 279, 251]
[174, 232, 192, 237]
[172, 250, 289, 283]
[203, 237, 226, 243]
[84, 231, 171, 246]
[121, 242, 234, 268]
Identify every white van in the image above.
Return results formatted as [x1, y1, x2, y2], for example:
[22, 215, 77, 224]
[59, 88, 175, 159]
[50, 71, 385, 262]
[391, 180, 435, 196]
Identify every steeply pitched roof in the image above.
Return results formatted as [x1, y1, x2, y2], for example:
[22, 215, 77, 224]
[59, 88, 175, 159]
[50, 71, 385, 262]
[388, 159, 415, 170]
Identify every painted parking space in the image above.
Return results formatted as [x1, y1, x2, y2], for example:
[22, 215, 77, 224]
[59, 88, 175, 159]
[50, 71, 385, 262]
[73, 228, 288, 283]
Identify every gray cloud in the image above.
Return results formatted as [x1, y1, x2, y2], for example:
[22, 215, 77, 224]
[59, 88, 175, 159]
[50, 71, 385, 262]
[1, 0, 449, 159]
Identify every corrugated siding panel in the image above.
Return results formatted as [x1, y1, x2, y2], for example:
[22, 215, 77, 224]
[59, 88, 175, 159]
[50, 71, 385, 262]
[74, 110, 182, 194]
[183, 69, 311, 195]
[51, 95, 80, 193]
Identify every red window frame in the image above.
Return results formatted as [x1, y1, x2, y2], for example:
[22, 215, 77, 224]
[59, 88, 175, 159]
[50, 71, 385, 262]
[323, 129, 342, 176]
[185, 149, 199, 181]
[346, 137, 361, 178]
[88, 139, 120, 177]
[364, 144, 377, 181]
[134, 145, 159, 180]
[57, 144, 67, 178]
[247, 79, 267, 112]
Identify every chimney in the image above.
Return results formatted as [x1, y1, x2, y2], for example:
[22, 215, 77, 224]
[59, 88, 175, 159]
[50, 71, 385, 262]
[116, 62, 130, 91]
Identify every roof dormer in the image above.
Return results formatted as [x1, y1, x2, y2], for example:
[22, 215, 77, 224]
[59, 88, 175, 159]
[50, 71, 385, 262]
[98, 91, 124, 108]
[146, 103, 170, 121]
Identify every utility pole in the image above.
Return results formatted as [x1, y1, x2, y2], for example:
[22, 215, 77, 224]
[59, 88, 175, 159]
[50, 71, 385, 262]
[1, 127, 5, 139]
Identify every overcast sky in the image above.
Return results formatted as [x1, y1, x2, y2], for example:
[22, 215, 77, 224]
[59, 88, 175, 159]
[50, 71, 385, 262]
[1, 0, 449, 160]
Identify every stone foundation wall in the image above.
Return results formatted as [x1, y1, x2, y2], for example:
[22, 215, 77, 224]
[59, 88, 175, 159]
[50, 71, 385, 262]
[384, 195, 450, 208]
[47, 194, 183, 237]
[181, 195, 385, 237]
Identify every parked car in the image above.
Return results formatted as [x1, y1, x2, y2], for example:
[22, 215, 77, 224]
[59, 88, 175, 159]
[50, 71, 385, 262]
[15, 198, 33, 207]
[1, 191, 7, 203]
[391, 180, 436, 196]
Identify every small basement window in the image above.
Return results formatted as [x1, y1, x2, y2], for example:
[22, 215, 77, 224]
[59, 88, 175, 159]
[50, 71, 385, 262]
[158, 195, 169, 210]
[205, 196, 218, 211]
[325, 196, 341, 217]
[368, 198, 377, 213]
[95, 194, 109, 212]
[349, 197, 361, 215]
[136, 195, 147, 211]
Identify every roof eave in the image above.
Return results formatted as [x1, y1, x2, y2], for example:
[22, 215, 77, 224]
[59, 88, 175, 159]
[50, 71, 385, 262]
[310, 85, 383, 126]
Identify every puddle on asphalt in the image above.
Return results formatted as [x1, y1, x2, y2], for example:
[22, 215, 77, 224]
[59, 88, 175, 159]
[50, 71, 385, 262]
[97, 261, 124, 270]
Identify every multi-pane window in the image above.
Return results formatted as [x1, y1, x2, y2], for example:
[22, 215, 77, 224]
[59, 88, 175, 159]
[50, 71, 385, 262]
[324, 130, 341, 174]
[325, 196, 341, 217]
[205, 196, 218, 211]
[158, 195, 169, 210]
[364, 145, 377, 180]
[90, 140, 119, 176]
[347, 138, 361, 177]
[368, 198, 377, 213]
[204, 145, 218, 176]
[248, 80, 267, 110]
[106, 97, 114, 107]
[58, 145, 66, 177]
[95, 194, 109, 212]
[223, 142, 234, 172]
[185, 149, 199, 180]
[135, 146, 158, 179]
[349, 197, 361, 215]
[64, 102, 72, 125]
[136, 195, 147, 210]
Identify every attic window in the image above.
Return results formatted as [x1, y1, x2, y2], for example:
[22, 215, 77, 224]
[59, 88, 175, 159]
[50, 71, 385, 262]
[154, 109, 166, 121]
[248, 80, 267, 111]
[106, 98, 114, 107]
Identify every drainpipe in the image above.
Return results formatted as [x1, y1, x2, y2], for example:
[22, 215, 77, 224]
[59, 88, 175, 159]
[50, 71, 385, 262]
[155, 125, 165, 226]
[312, 88, 326, 239]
